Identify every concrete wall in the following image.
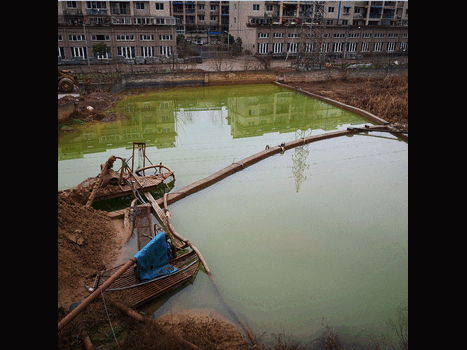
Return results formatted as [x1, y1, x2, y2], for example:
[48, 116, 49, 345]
[110, 67, 407, 91]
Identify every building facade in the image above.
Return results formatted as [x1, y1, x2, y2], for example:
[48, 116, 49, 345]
[58, 1, 178, 62]
[229, 1, 408, 56]
[58, 1, 408, 63]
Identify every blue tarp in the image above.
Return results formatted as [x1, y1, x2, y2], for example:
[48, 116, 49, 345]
[134, 232, 178, 281]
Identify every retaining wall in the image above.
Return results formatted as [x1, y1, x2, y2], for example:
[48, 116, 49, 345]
[109, 67, 407, 91]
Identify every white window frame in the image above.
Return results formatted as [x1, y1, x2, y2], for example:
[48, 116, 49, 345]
[374, 42, 383, 52]
[71, 46, 87, 58]
[361, 42, 370, 52]
[140, 34, 155, 41]
[258, 42, 269, 54]
[141, 46, 154, 57]
[160, 46, 172, 57]
[348, 42, 358, 52]
[159, 34, 173, 41]
[332, 42, 343, 52]
[117, 46, 135, 58]
[273, 42, 283, 54]
[287, 42, 298, 53]
[387, 42, 396, 52]
[116, 34, 134, 41]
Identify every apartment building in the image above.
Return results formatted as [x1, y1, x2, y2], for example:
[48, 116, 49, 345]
[58, 1, 178, 62]
[58, 1, 408, 63]
[229, 1, 408, 56]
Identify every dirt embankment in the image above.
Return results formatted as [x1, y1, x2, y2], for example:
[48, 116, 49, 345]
[57, 188, 125, 310]
[58, 91, 121, 125]
[294, 73, 408, 131]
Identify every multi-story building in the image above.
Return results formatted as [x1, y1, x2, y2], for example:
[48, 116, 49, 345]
[58, 1, 408, 64]
[229, 1, 408, 56]
[58, 1, 178, 62]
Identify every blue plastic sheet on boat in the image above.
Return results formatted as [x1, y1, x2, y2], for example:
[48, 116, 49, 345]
[134, 232, 178, 281]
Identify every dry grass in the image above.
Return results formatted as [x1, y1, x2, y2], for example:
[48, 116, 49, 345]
[346, 74, 408, 131]
[295, 73, 408, 131]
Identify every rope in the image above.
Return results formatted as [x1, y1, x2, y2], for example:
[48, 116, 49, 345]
[100, 287, 120, 349]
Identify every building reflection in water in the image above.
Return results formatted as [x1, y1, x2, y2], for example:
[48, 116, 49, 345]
[58, 87, 365, 192]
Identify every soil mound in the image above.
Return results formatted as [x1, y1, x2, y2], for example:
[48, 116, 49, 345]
[58, 190, 119, 309]
[58, 91, 121, 125]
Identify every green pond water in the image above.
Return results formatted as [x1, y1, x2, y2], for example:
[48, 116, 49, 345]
[58, 84, 408, 348]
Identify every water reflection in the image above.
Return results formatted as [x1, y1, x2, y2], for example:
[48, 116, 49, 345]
[58, 85, 364, 161]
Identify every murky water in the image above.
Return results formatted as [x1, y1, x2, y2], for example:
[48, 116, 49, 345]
[58, 84, 407, 348]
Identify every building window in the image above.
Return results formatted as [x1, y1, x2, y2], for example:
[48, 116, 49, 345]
[387, 42, 396, 52]
[159, 34, 173, 41]
[91, 34, 110, 41]
[375, 33, 385, 38]
[320, 42, 329, 52]
[258, 42, 268, 54]
[58, 47, 65, 59]
[253, 4, 260, 11]
[361, 42, 370, 52]
[332, 42, 343, 52]
[273, 42, 283, 53]
[117, 46, 135, 58]
[135, 2, 145, 10]
[71, 46, 87, 58]
[348, 42, 358, 52]
[116, 35, 134, 41]
[140, 34, 154, 41]
[287, 42, 298, 53]
[303, 42, 313, 53]
[273, 33, 284, 38]
[141, 46, 154, 57]
[58, 35, 63, 41]
[67, 1, 77, 9]
[288, 33, 300, 38]
[348, 33, 360, 38]
[363, 33, 371, 38]
[160, 46, 172, 57]
[155, 3, 164, 10]
[333, 33, 345, 38]
[328, 7, 334, 13]
[69, 34, 85, 41]
[258, 33, 269, 38]
[86, 1, 106, 10]
[374, 42, 383, 52]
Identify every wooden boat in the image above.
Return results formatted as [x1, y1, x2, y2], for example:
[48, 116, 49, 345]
[92, 248, 199, 308]
[78, 165, 175, 203]
[80, 142, 176, 205]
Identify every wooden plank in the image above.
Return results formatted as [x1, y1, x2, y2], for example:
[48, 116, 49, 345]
[143, 191, 169, 228]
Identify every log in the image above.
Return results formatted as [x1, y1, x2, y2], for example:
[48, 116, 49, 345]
[187, 242, 212, 277]
[86, 155, 116, 207]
